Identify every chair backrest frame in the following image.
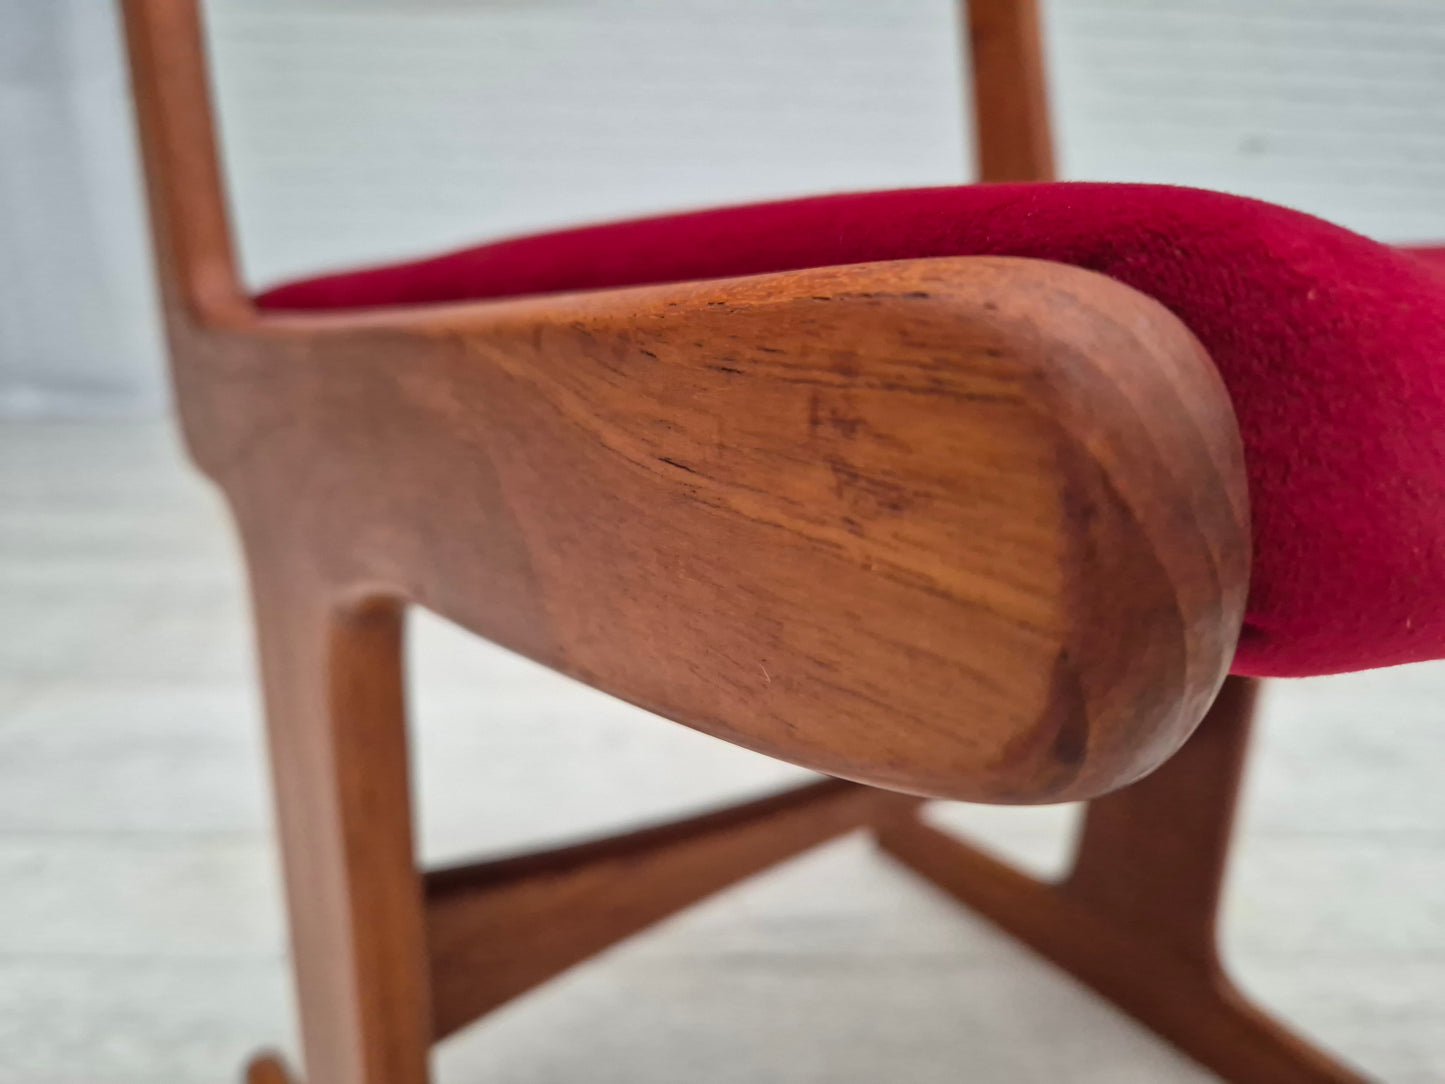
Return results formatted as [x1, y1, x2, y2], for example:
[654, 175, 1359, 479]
[121, 0, 1055, 332]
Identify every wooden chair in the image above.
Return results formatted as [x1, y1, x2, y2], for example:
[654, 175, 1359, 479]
[124, 2, 1445, 1081]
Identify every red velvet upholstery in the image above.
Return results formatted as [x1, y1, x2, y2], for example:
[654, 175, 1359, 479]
[258, 183, 1445, 678]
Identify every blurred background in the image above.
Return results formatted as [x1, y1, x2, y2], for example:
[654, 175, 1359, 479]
[1, 1, 1442, 1081]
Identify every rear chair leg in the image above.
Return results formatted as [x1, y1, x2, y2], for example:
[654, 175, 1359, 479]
[243, 551, 432, 1084]
[877, 676, 1373, 1084]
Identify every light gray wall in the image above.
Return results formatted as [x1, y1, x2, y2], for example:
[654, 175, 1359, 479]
[2, 0, 1443, 416]
[206, 0, 967, 288]
[1049, 0, 1445, 241]
[0, 0, 164, 416]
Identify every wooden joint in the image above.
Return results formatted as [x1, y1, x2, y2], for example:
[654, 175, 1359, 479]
[423, 778, 922, 1040]
[877, 679, 1373, 1084]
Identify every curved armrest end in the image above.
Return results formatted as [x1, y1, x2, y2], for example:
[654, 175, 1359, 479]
[193, 257, 1249, 804]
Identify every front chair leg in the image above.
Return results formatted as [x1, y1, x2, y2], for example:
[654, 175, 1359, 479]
[877, 677, 1373, 1084]
[244, 548, 432, 1084]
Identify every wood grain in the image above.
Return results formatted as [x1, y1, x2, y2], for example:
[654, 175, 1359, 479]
[120, 3, 1262, 1082]
[127, 0, 1249, 805]
[241, 575, 431, 1084]
[187, 257, 1248, 806]
[965, 0, 1056, 182]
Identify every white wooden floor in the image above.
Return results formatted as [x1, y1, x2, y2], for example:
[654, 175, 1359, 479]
[2, 419, 1442, 1084]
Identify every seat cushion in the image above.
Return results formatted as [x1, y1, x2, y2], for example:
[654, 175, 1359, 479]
[258, 183, 1445, 678]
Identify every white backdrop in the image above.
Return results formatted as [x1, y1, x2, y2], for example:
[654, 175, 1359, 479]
[0, 0, 165, 415]
[2, 0, 1443, 416]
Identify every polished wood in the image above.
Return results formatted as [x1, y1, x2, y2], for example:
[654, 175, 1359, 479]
[125, 0, 1253, 807]
[244, 571, 432, 1084]
[1067, 672, 1257, 961]
[944, 11, 1372, 1079]
[123, 1, 1251, 803]
[878, 677, 1373, 1084]
[426, 779, 922, 1039]
[119, 3, 1338, 1084]
[965, 0, 1056, 182]
[156, 254, 1249, 804]
[120, 0, 247, 327]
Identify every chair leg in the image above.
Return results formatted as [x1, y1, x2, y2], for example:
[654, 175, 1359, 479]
[242, 552, 432, 1084]
[876, 677, 1374, 1084]
[236, 557, 1369, 1084]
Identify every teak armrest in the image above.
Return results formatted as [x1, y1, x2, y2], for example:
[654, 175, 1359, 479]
[170, 256, 1249, 805]
[124, 0, 1247, 805]
[125, 7, 1378, 1082]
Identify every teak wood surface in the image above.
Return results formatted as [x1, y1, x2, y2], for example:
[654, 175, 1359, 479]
[125, 1, 1251, 810]
[879, 676, 1372, 1084]
[968, 0, 1056, 182]
[121, 1, 1374, 1082]
[196, 256, 1250, 805]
